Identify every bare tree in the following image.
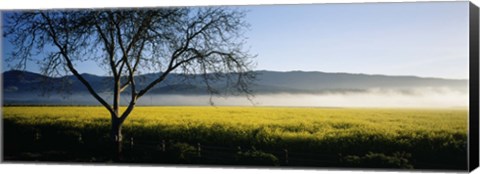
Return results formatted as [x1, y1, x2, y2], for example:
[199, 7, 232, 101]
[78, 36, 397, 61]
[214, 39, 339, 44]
[3, 7, 255, 158]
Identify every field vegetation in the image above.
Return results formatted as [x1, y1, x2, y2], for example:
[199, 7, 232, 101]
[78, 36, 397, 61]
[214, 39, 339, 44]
[2, 106, 467, 170]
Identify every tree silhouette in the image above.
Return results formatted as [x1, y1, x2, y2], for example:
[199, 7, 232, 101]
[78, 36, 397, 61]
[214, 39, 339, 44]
[3, 7, 255, 159]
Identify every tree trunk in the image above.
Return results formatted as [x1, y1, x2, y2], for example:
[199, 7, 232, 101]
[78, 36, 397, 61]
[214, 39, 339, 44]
[111, 117, 123, 161]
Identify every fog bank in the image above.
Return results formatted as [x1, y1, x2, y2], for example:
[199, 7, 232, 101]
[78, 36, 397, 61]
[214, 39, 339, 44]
[138, 88, 467, 108]
[4, 87, 468, 108]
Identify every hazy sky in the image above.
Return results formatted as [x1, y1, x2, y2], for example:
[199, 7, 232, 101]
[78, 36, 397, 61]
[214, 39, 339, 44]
[1, 1, 470, 79]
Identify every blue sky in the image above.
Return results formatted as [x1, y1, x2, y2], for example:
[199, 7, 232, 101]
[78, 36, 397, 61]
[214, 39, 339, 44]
[244, 2, 469, 79]
[1, 1, 470, 79]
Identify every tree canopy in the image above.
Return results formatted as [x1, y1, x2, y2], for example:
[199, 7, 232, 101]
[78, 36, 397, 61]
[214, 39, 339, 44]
[4, 7, 255, 115]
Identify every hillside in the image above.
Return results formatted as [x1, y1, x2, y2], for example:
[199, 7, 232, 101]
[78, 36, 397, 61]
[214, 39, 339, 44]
[2, 70, 468, 105]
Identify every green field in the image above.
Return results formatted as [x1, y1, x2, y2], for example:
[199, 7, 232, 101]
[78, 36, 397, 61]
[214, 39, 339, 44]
[2, 106, 468, 170]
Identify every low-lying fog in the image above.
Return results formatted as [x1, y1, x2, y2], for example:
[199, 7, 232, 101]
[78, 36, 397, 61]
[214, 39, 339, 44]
[4, 87, 468, 108]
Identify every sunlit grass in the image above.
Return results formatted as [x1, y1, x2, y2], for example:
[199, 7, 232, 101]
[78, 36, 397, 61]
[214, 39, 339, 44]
[3, 106, 467, 146]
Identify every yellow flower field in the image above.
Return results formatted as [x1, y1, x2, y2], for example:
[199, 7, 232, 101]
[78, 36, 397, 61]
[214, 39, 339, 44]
[2, 106, 468, 169]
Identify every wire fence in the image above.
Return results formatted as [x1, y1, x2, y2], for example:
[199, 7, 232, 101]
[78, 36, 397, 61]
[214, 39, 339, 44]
[18, 130, 464, 169]
[123, 136, 340, 166]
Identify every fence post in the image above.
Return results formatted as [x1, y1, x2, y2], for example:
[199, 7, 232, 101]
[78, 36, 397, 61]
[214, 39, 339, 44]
[284, 149, 289, 165]
[34, 130, 40, 142]
[162, 139, 166, 152]
[130, 137, 134, 150]
[197, 143, 201, 157]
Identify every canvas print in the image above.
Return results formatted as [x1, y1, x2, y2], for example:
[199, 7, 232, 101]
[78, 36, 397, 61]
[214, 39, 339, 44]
[1, 1, 473, 171]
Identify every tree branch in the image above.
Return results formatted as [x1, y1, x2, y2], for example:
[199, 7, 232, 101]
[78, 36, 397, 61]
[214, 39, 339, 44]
[40, 12, 114, 114]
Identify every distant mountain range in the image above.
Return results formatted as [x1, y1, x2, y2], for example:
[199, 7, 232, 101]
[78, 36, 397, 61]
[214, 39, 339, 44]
[2, 70, 467, 96]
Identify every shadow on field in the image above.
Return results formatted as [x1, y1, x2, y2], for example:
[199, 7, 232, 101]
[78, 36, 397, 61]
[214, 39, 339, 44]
[2, 119, 467, 170]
